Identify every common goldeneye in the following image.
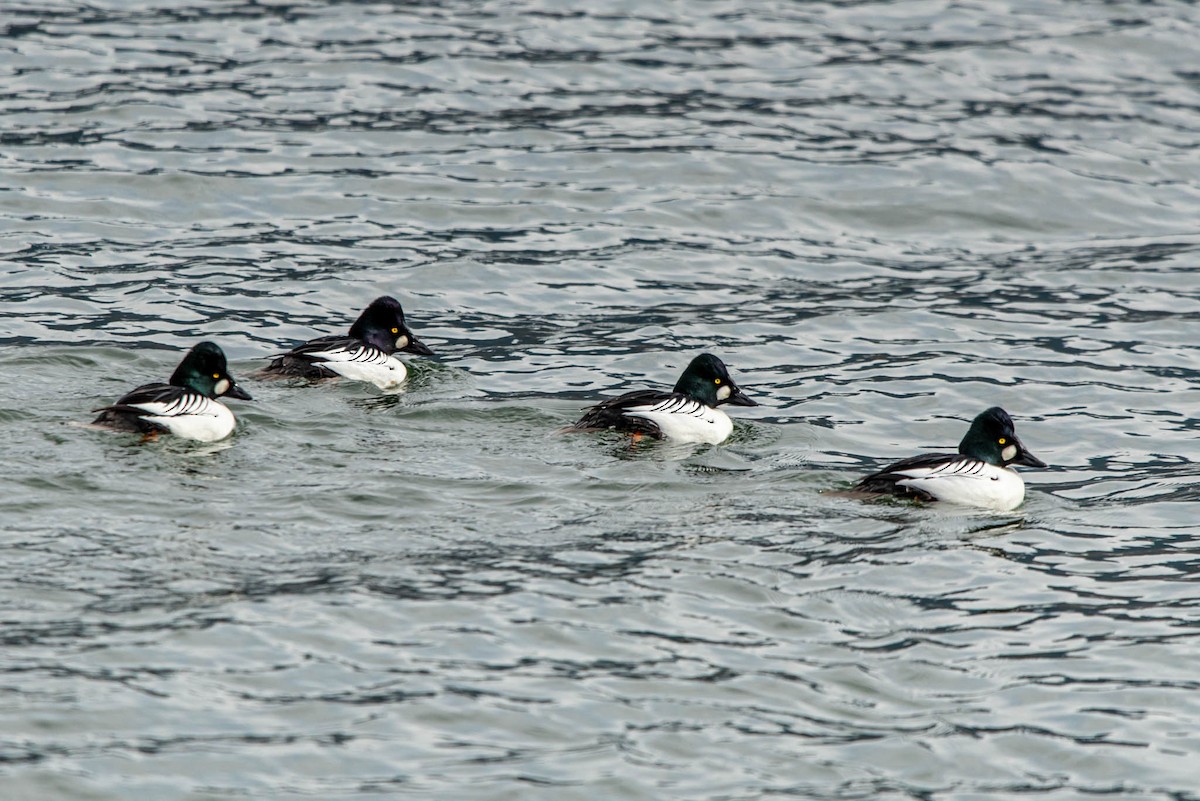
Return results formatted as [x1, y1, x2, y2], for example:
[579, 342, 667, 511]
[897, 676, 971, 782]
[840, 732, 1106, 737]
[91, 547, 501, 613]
[853, 406, 1046, 511]
[262, 296, 433, 390]
[568, 353, 757, 444]
[92, 341, 252, 442]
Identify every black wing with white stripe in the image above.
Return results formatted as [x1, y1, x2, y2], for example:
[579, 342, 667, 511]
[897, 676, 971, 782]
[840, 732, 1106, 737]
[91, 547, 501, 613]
[854, 452, 982, 501]
[570, 390, 703, 438]
[91, 383, 207, 434]
[264, 335, 384, 379]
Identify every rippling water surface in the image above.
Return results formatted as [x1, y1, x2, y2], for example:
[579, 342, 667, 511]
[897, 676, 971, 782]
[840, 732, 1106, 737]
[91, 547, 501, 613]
[4, 1, 1200, 798]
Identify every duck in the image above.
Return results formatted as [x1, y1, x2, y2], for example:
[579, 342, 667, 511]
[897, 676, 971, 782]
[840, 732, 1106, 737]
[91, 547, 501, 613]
[262, 296, 433, 390]
[92, 341, 252, 442]
[567, 353, 757, 444]
[852, 406, 1046, 511]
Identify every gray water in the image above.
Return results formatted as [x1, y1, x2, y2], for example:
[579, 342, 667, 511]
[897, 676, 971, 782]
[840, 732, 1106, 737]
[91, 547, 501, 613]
[4, 1, 1200, 799]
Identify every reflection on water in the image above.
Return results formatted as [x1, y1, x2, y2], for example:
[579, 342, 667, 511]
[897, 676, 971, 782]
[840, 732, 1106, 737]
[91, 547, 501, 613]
[3, 0, 1200, 799]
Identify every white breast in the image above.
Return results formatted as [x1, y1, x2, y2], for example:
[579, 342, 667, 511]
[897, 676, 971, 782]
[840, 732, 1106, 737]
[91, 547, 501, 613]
[623, 398, 734, 445]
[894, 460, 1026, 511]
[133, 396, 238, 443]
[309, 345, 408, 390]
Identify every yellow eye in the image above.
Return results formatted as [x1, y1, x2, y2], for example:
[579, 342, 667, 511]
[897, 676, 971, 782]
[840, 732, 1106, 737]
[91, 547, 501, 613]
[998, 437, 1006, 445]
[212, 373, 220, 379]
[714, 378, 722, 385]
[391, 327, 399, 334]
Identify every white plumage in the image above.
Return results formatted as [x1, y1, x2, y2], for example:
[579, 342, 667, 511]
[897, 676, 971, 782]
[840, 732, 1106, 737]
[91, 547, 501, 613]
[622, 396, 734, 445]
[892, 459, 1027, 512]
[131, 395, 238, 443]
[307, 344, 408, 390]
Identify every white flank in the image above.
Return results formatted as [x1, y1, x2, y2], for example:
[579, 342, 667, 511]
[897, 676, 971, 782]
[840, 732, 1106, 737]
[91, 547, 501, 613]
[894, 460, 1026, 511]
[623, 397, 733, 444]
[310, 345, 408, 389]
[132, 396, 237, 443]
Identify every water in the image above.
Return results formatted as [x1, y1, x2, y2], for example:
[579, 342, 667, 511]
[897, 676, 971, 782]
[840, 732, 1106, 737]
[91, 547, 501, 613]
[3, 0, 1200, 798]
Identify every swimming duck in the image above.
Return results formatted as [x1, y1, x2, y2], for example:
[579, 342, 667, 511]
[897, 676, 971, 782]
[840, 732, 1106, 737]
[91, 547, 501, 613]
[92, 341, 252, 442]
[568, 353, 757, 444]
[853, 406, 1046, 511]
[262, 296, 433, 390]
